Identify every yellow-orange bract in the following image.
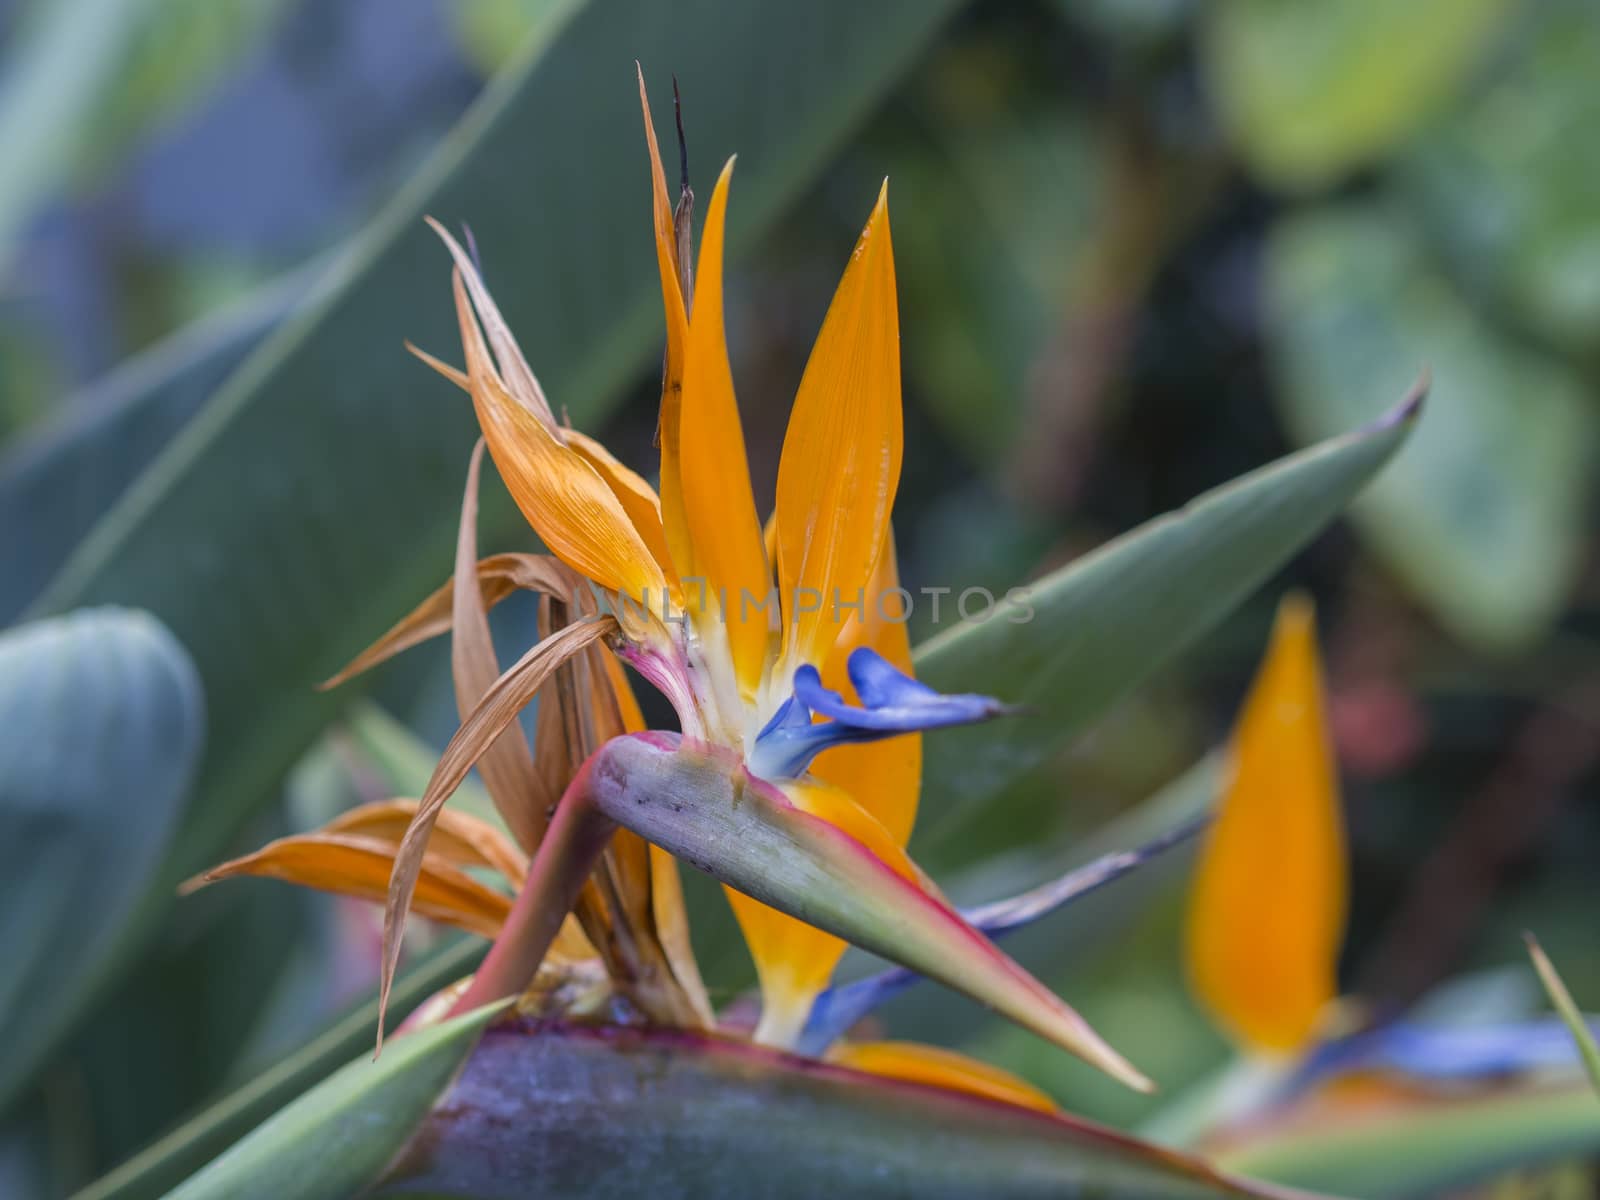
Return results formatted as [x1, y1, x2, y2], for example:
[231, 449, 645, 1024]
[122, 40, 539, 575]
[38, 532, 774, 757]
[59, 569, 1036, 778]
[828, 1041, 1059, 1115]
[630, 78, 918, 1043]
[677, 157, 771, 697]
[1186, 594, 1347, 1054]
[774, 180, 902, 677]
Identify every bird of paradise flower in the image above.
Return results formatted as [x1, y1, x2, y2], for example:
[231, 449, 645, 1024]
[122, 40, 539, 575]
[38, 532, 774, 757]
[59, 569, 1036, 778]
[188, 68, 1159, 1111]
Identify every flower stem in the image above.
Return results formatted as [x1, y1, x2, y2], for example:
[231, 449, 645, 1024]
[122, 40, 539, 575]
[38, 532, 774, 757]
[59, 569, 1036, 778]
[449, 755, 617, 1016]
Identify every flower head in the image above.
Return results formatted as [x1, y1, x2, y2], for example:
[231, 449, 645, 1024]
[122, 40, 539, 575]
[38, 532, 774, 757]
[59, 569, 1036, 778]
[407, 71, 1039, 1051]
[190, 71, 1154, 1108]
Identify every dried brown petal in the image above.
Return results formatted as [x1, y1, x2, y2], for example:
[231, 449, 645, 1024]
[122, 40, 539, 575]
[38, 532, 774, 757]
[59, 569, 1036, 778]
[452, 441, 552, 852]
[318, 553, 576, 691]
[378, 615, 617, 1044]
[323, 799, 527, 887]
[426, 217, 558, 431]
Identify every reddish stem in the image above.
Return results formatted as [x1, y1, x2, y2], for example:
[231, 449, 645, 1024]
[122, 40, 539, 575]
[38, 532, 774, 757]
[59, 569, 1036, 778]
[449, 755, 617, 1016]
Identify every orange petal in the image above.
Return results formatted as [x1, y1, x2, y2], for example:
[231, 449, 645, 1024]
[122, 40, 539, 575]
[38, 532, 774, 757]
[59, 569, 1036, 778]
[775, 182, 902, 674]
[725, 777, 925, 1047]
[1186, 593, 1347, 1054]
[828, 1040, 1059, 1115]
[638, 67, 696, 585]
[401, 339, 678, 596]
[405, 340, 469, 390]
[564, 428, 678, 588]
[323, 799, 527, 887]
[183, 833, 511, 941]
[677, 157, 771, 696]
[812, 528, 919, 848]
[451, 269, 667, 609]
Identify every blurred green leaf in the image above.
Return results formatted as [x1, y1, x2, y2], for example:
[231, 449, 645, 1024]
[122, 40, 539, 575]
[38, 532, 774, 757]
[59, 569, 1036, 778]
[1202, 0, 1511, 190]
[342, 702, 500, 828]
[58, 869, 311, 1182]
[0, 0, 153, 259]
[163, 999, 506, 1200]
[0, 608, 202, 1109]
[911, 390, 1418, 861]
[375, 1021, 1296, 1198]
[882, 53, 1099, 466]
[0, 0, 287, 260]
[1265, 204, 1595, 651]
[1058, 0, 1194, 48]
[448, 0, 579, 76]
[1216, 1083, 1600, 1198]
[1402, 0, 1600, 354]
[74, 938, 483, 1200]
[35, 0, 963, 885]
[0, 263, 310, 623]
[73, 0, 290, 186]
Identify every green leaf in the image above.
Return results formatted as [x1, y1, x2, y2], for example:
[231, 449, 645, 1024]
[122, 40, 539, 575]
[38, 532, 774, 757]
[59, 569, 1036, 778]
[0, 608, 203, 1109]
[1264, 203, 1596, 651]
[1200, 0, 1511, 190]
[448, 0, 580, 76]
[0, 263, 309, 623]
[375, 1022, 1307, 1199]
[1401, 0, 1600, 354]
[910, 391, 1418, 859]
[1525, 935, 1600, 1099]
[68, 0, 292, 188]
[35, 0, 963, 882]
[0, 0, 153, 259]
[1215, 1083, 1600, 1198]
[881, 59, 1099, 467]
[343, 702, 500, 828]
[75, 938, 484, 1200]
[163, 999, 507, 1200]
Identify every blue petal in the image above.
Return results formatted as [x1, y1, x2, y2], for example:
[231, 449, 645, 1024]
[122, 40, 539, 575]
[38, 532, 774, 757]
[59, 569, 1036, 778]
[749, 648, 1012, 779]
[796, 648, 1013, 733]
[1284, 1018, 1600, 1096]
[797, 816, 1208, 1056]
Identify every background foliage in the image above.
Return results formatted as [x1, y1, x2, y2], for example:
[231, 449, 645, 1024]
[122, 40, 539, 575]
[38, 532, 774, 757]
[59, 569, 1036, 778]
[0, 0, 1596, 1196]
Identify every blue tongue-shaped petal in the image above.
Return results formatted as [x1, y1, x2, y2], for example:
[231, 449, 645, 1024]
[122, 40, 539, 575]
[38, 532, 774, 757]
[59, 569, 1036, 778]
[749, 647, 1014, 779]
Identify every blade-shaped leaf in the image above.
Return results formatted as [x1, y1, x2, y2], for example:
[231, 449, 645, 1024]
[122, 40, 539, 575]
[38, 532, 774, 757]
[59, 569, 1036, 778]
[912, 393, 1419, 861]
[1264, 203, 1595, 650]
[377, 1022, 1315, 1199]
[0, 263, 311, 623]
[0, 608, 202, 1110]
[73, 938, 483, 1200]
[1200, 0, 1512, 190]
[32, 0, 966, 893]
[163, 1000, 506, 1200]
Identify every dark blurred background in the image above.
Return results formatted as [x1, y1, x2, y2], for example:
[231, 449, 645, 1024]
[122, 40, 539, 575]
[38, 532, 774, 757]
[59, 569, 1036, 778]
[2, 1, 1597, 1195]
